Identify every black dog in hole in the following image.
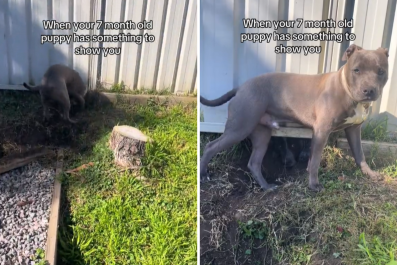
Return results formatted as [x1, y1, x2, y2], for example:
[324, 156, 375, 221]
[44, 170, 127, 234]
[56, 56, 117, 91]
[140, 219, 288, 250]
[272, 137, 311, 167]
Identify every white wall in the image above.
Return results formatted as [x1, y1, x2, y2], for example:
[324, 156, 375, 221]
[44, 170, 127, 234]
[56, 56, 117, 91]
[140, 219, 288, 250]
[0, 0, 197, 94]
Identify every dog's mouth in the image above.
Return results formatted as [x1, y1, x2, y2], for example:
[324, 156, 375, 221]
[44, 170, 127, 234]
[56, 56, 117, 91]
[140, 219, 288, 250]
[358, 93, 379, 102]
[364, 95, 379, 102]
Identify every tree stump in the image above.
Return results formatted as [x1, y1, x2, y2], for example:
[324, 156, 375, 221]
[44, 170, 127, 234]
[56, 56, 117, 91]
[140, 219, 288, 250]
[109, 126, 149, 168]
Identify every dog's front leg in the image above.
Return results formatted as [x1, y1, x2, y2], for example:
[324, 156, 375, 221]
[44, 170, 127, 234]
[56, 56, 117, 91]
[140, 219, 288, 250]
[308, 128, 330, 191]
[344, 124, 381, 180]
[69, 91, 86, 111]
[41, 97, 52, 123]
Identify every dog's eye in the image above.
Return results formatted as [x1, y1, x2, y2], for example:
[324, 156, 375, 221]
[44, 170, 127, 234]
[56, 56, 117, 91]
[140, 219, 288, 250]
[353, 69, 360, 74]
[378, 69, 385, 76]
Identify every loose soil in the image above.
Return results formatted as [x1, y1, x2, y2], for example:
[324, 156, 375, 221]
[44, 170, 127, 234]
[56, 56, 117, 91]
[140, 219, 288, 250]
[200, 137, 310, 265]
[200, 133, 397, 265]
[0, 90, 115, 156]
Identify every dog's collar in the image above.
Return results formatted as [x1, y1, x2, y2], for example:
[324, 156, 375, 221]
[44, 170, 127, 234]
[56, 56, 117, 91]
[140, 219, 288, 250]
[341, 66, 355, 101]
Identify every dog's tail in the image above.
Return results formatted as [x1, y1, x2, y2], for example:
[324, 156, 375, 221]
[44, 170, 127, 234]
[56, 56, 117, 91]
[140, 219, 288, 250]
[200, 88, 238, 107]
[23, 82, 41, 91]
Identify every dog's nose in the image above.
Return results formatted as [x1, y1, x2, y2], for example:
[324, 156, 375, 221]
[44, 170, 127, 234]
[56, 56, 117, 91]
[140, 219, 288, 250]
[363, 88, 375, 96]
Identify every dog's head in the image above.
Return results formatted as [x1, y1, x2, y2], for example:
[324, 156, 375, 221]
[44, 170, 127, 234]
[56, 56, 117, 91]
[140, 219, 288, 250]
[342, 44, 389, 102]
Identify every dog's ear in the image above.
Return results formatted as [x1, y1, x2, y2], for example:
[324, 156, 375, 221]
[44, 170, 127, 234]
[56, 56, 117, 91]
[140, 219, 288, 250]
[377, 47, 389, 57]
[342, 44, 363, 61]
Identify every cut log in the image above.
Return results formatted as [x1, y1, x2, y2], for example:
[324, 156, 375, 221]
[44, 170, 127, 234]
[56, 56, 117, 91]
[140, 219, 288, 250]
[109, 126, 149, 168]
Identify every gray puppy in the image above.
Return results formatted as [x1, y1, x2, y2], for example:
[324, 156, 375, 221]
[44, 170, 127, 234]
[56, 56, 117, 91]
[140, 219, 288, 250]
[23, 64, 87, 123]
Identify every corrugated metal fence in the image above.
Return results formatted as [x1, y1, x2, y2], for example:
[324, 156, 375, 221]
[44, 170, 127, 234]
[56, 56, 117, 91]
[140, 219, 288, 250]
[0, 0, 197, 94]
[200, 0, 397, 132]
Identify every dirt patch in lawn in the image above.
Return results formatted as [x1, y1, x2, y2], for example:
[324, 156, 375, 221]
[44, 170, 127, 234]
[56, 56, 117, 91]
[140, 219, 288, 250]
[0, 90, 116, 156]
[200, 133, 397, 265]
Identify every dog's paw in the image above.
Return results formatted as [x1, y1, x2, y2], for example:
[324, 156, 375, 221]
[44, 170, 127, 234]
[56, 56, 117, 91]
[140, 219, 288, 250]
[366, 170, 383, 181]
[309, 183, 324, 192]
[361, 165, 383, 181]
[200, 172, 211, 182]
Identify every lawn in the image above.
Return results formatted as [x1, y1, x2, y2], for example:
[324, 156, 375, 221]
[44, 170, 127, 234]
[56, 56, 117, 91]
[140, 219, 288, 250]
[0, 90, 197, 265]
[200, 121, 397, 265]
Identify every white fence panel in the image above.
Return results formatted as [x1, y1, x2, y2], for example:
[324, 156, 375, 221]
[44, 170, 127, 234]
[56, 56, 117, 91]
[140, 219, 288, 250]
[30, 0, 51, 85]
[7, 0, 30, 85]
[0, 1, 9, 84]
[175, 0, 197, 94]
[379, 6, 397, 130]
[0, 0, 196, 94]
[119, 0, 146, 90]
[286, 0, 324, 74]
[157, 0, 188, 91]
[88, 0, 103, 91]
[137, 0, 167, 90]
[73, 0, 93, 85]
[51, 0, 72, 66]
[100, 0, 124, 87]
[200, 0, 234, 132]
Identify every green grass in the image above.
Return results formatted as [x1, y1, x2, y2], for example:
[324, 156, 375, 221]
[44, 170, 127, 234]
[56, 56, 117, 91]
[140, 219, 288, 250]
[58, 101, 197, 264]
[0, 90, 197, 265]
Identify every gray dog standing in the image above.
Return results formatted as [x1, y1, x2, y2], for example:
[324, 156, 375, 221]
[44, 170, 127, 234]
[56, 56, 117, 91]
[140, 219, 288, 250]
[23, 64, 87, 123]
[200, 44, 389, 192]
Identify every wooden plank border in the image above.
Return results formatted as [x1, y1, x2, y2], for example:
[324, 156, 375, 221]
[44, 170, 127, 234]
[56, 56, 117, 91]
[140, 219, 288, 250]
[45, 149, 63, 265]
[200, 122, 313, 138]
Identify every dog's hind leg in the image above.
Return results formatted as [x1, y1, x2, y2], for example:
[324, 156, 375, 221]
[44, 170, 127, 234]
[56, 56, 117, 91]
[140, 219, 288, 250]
[40, 95, 52, 123]
[200, 93, 269, 182]
[248, 125, 277, 190]
[200, 133, 245, 181]
[200, 108, 265, 181]
[200, 125, 260, 182]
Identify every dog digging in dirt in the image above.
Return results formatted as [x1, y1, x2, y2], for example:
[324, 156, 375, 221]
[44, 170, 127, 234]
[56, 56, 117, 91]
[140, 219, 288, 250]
[200, 44, 389, 192]
[23, 64, 88, 124]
